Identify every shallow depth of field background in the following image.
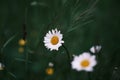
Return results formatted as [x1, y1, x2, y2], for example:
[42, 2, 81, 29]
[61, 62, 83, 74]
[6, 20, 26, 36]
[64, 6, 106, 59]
[0, 0, 120, 80]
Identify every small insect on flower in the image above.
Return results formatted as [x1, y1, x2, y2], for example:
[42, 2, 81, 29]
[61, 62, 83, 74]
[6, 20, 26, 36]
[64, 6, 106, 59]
[90, 45, 102, 53]
[43, 28, 64, 51]
[18, 39, 26, 46]
[46, 67, 54, 75]
[71, 52, 97, 72]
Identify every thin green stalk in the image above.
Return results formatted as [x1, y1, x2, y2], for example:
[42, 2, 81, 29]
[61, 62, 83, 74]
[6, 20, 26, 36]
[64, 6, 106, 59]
[62, 45, 71, 65]
[4, 67, 17, 79]
[62, 45, 71, 80]
[25, 50, 29, 70]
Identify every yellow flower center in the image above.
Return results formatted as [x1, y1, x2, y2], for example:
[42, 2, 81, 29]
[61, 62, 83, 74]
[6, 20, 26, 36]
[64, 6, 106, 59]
[18, 39, 26, 46]
[51, 36, 59, 45]
[46, 68, 54, 75]
[81, 60, 90, 68]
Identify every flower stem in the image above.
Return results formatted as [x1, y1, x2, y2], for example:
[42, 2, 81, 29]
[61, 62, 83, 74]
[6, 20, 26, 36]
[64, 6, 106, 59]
[62, 45, 71, 65]
[62, 45, 72, 80]
[25, 49, 29, 70]
[23, 6, 28, 71]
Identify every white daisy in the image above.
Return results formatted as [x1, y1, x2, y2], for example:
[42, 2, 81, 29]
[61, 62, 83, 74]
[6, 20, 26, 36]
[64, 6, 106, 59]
[71, 52, 97, 72]
[43, 28, 64, 51]
[90, 45, 102, 53]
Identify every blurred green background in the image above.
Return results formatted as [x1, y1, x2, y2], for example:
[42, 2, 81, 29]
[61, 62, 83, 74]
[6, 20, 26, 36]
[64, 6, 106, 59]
[0, 0, 120, 80]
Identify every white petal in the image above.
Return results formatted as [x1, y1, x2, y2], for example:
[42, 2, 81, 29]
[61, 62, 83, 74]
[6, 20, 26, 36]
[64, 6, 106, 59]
[89, 56, 97, 66]
[90, 60, 97, 67]
[52, 29, 55, 34]
[71, 60, 82, 71]
[85, 67, 93, 72]
[96, 46, 102, 52]
[81, 52, 91, 59]
[48, 31, 51, 34]
[90, 45, 102, 53]
[55, 28, 58, 32]
[90, 46, 95, 53]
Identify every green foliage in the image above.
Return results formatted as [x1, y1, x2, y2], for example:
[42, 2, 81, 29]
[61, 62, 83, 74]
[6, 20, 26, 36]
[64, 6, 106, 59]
[0, 0, 120, 80]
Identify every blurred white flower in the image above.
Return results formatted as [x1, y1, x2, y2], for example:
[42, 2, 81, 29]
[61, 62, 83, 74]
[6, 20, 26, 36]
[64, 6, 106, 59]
[71, 52, 97, 72]
[43, 28, 64, 51]
[90, 45, 102, 53]
[30, 1, 47, 7]
[48, 62, 54, 67]
[30, 1, 38, 6]
[0, 63, 4, 70]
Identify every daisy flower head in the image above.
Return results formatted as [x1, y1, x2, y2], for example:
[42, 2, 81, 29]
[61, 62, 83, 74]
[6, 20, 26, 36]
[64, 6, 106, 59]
[18, 39, 26, 46]
[43, 28, 64, 51]
[90, 45, 102, 53]
[71, 52, 97, 72]
[46, 67, 54, 75]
